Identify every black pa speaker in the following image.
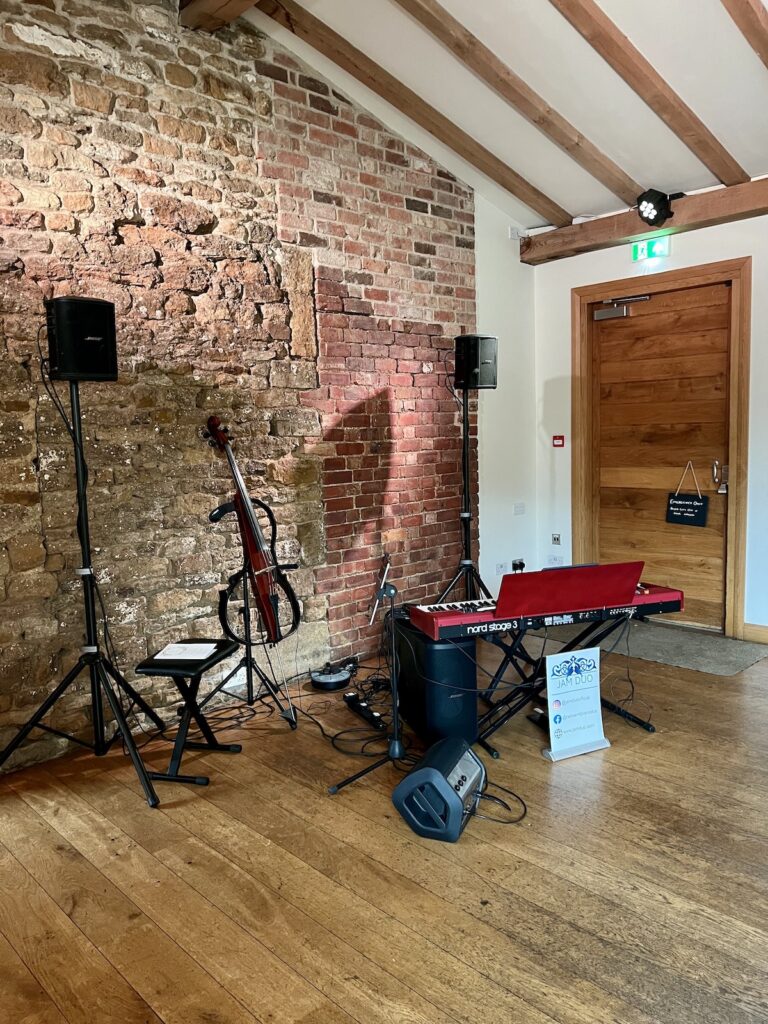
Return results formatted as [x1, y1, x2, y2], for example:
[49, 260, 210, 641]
[392, 737, 486, 842]
[454, 334, 497, 390]
[395, 616, 478, 745]
[45, 296, 118, 382]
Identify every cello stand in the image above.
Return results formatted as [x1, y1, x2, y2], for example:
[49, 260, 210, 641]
[198, 560, 297, 729]
[329, 581, 406, 794]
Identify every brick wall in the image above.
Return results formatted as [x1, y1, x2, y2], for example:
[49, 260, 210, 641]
[0, 0, 476, 767]
[262, 51, 477, 656]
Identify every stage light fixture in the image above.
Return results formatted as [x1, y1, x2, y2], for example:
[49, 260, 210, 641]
[636, 189, 684, 227]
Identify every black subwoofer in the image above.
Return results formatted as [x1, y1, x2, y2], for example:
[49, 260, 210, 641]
[454, 334, 497, 390]
[45, 296, 118, 382]
[395, 616, 478, 745]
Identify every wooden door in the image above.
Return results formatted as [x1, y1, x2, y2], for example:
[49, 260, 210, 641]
[595, 283, 730, 630]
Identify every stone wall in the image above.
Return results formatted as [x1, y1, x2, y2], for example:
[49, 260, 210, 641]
[0, 0, 476, 767]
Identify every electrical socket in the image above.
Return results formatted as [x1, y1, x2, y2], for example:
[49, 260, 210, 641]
[552, 533, 561, 545]
[513, 502, 525, 516]
[495, 561, 509, 575]
[548, 555, 564, 566]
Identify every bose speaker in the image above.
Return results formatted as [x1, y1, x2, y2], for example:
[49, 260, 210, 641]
[392, 737, 486, 842]
[454, 334, 497, 390]
[395, 616, 479, 746]
[45, 296, 118, 382]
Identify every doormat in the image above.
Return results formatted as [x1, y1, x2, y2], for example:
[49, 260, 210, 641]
[529, 620, 768, 677]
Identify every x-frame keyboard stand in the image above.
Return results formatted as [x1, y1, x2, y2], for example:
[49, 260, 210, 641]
[477, 613, 656, 759]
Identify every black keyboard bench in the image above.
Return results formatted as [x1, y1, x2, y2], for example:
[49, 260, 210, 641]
[135, 638, 241, 787]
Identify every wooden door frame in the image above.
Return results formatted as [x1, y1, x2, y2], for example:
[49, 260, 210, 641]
[571, 256, 751, 638]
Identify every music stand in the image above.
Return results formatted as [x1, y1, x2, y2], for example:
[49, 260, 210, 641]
[328, 556, 405, 794]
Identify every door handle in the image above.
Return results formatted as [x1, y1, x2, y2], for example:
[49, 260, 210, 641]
[712, 460, 729, 495]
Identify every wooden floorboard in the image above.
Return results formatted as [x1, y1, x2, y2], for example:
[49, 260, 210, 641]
[1, 649, 767, 1024]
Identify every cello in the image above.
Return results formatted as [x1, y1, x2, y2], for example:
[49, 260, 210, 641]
[203, 415, 301, 646]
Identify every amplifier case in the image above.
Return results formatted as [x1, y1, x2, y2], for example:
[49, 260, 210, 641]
[395, 616, 478, 745]
[45, 296, 118, 382]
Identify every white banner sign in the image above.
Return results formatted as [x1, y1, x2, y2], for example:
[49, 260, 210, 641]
[542, 647, 610, 762]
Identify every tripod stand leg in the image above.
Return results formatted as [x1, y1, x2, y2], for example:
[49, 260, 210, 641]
[437, 566, 465, 604]
[469, 564, 493, 599]
[329, 753, 391, 795]
[103, 662, 165, 731]
[252, 661, 297, 728]
[97, 664, 159, 808]
[196, 658, 247, 710]
[0, 658, 87, 768]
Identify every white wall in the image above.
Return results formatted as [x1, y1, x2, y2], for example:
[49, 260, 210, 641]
[533, 214, 768, 627]
[475, 196, 536, 594]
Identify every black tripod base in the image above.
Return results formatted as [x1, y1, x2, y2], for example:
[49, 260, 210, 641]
[328, 736, 407, 795]
[0, 653, 161, 809]
[198, 654, 298, 728]
[438, 560, 492, 603]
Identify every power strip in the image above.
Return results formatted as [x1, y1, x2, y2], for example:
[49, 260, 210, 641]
[343, 691, 387, 731]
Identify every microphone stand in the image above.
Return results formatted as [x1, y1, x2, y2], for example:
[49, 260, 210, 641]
[0, 382, 162, 807]
[328, 579, 405, 794]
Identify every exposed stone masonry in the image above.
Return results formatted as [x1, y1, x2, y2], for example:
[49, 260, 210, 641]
[0, 0, 476, 766]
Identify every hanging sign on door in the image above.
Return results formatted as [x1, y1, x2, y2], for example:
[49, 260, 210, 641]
[666, 461, 708, 527]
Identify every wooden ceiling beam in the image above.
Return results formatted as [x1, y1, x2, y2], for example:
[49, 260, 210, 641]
[254, 0, 572, 226]
[548, 0, 750, 187]
[520, 177, 768, 265]
[180, 0, 258, 32]
[720, 0, 768, 71]
[391, 0, 642, 206]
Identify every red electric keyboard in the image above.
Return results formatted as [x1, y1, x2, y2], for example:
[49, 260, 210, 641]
[409, 563, 684, 642]
[405, 563, 684, 752]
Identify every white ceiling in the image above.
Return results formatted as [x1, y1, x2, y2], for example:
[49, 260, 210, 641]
[247, 0, 768, 228]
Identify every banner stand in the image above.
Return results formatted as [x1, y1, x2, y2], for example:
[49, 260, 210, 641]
[542, 647, 611, 762]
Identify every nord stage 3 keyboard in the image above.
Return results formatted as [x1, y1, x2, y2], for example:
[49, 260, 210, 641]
[409, 570, 684, 642]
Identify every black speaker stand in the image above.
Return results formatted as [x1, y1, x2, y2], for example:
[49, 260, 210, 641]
[0, 382, 163, 808]
[438, 386, 491, 603]
[328, 582, 406, 794]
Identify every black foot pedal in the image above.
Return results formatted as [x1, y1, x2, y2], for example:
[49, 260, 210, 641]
[527, 706, 549, 732]
[343, 691, 386, 731]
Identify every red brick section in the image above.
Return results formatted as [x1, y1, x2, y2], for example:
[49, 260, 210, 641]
[258, 54, 476, 326]
[304, 270, 478, 660]
[256, 52, 479, 658]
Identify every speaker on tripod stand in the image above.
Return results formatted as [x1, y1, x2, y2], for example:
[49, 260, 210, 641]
[0, 297, 163, 807]
[438, 334, 497, 604]
[454, 334, 498, 391]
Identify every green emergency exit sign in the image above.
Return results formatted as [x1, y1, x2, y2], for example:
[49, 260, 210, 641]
[632, 237, 671, 262]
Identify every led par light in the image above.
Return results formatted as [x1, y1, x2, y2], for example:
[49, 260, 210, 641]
[636, 189, 684, 227]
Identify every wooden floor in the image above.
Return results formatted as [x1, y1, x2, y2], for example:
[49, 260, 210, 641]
[1, 648, 767, 1024]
